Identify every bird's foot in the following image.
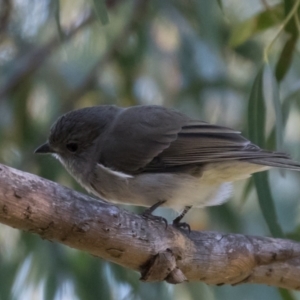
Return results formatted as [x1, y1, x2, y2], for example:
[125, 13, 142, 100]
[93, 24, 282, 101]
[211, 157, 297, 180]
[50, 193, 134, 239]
[142, 211, 168, 228]
[141, 200, 168, 228]
[172, 206, 192, 233]
[172, 218, 191, 233]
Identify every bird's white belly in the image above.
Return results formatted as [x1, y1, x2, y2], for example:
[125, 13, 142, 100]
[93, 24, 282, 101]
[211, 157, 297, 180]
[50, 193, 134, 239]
[88, 163, 235, 212]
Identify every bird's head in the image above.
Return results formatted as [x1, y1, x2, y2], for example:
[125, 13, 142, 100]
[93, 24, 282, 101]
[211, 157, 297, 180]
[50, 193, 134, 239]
[34, 105, 119, 173]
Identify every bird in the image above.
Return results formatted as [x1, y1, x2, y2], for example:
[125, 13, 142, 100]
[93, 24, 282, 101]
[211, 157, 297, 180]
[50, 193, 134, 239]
[35, 105, 300, 229]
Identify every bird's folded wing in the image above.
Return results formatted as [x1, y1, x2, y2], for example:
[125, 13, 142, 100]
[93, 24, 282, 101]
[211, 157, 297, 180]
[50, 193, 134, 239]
[146, 123, 300, 171]
[99, 106, 189, 173]
[99, 105, 300, 174]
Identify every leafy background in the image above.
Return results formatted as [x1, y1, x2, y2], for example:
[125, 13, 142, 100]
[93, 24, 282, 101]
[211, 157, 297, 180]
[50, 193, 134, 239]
[1, 0, 300, 299]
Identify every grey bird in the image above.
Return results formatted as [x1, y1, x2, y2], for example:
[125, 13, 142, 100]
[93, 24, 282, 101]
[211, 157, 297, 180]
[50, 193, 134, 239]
[35, 105, 300, 228]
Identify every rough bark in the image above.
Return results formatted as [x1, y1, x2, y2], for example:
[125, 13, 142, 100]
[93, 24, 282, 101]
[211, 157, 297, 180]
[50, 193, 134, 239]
[0, 163, 299, 290]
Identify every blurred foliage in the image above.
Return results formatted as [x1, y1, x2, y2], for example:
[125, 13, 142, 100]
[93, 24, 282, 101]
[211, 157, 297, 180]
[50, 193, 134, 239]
[1, 0, 300, 299]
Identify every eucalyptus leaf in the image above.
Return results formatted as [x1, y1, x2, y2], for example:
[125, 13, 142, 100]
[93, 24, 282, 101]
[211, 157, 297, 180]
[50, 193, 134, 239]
[253, 173, 284, 237]
[229, 4, 282, 47]
[264, 64, 283, 151]
[216, 0, 223, 12]
[278, 288, 296, 300]
[248, 65, 284, 238]
[241, 177, 254, 205]
[248, 66, 265, 146]
[283, 0, 299, 35]
[275, 35, 297, 82]
[54, 0, 64, 40]
[92, 0, 109, 25]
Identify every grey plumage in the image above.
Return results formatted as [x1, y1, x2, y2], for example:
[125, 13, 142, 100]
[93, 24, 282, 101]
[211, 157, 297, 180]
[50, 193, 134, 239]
[35, 105, 300, 220]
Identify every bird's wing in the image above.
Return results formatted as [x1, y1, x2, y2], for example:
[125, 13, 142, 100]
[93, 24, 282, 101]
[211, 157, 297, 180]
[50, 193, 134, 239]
[99, 105, 300, 174]
[144, 122, 300, 172]
[98, 105, 190, 173]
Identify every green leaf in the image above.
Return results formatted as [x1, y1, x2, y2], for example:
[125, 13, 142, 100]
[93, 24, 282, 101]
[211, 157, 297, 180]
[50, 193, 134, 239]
[286, 225, 300, 242]
[264, 64, 283, 151]
[229, 4, 283, 47]
[281, 82, 300, 127]
[216, 0, 223, 12]
[252, 173, 284, 237]
[92, 0, 109, 25]
[286, 224, 300, 241]
[283, 0, 299, 35]
[248, 66, 265, 147]
[54, 0, 64, 40]
[278, 288, 296, 300]
[229, 18, 257, 47]
[241, 177, 254, 205]
[248, 65, 284, 238]
[275, 35, 297, 82]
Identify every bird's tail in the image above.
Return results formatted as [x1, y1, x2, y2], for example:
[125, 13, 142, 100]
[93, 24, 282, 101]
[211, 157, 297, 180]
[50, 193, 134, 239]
[245, 151, 300, 171]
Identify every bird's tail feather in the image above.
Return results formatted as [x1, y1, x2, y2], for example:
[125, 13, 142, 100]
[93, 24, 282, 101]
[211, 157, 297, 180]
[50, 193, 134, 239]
[245, 152, 300, 171]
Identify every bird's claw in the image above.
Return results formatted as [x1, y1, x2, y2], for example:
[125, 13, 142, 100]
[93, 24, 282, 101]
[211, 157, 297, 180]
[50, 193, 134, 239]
[142, 211, 168, 228]
[172, 220, 191, 233]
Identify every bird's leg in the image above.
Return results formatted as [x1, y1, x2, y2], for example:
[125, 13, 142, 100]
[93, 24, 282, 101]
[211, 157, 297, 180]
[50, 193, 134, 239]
[172, 206, 192, 232]
[143, 200, 166, 215]
[142, 200, 168, 227]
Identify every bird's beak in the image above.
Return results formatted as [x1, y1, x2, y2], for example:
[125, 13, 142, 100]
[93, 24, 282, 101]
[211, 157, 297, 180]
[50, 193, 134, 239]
[34, 142, 55, 154]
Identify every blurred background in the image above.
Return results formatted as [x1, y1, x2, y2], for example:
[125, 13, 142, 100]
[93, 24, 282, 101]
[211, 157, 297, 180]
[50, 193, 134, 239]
[1, 0, 300, 299]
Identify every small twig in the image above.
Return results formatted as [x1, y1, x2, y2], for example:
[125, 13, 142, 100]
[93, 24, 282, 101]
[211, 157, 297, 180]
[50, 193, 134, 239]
[263, 0, 300, 63]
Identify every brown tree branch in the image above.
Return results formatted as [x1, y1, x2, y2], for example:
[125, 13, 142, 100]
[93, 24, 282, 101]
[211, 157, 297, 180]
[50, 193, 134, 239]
[0, 163, 300, 289]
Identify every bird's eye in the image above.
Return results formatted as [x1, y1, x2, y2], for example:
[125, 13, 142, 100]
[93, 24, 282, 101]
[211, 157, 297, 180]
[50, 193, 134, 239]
[66, 143, 78, 153]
